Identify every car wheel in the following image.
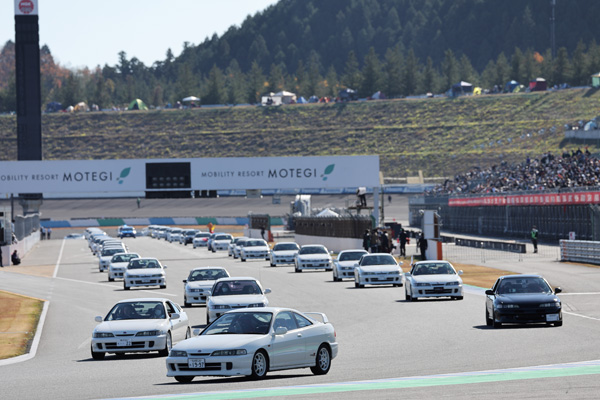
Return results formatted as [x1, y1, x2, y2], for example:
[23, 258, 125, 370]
[485, 309, 493, 326]
[241, 257, 246, 262]
[492, 312, 502, 328]
[206, 311, 211, 325]
[455, 296, 464, 300]
[554, 321, 563, 327]
[158, 332, 172, 356]
[310, 345, 331, 375]
[160, 284, 167, 289]
[175, 376, 194, 383]
[108, 276, 114, 282]
[405, 287, 411, 301]
[193, 245, 196, 249]
[124, 283, 130, 291]
[270, 262, 276, 267]
[185, 327, 191, 339]
[91, 345, 105, 360]
[333, 274, 340, 282]
[184, 297, 191, 308]
[250, 350, 269, 379]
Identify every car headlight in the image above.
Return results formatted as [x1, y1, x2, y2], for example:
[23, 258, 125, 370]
[447, 281, 460, 286]
[247, 303, 266, 307]
[498, 303, 519, 309]
[211, 349, 247, 356]
[136, 330, 163, 336]
[415, 282, 430, 287]
[169, 350, 188, 357]
[93, 332, 114, 338]
[540, 302, 560, 308]
[388, 271, 400, 276]
[212, 305, 231, 310]
[151, 274, 164, 278]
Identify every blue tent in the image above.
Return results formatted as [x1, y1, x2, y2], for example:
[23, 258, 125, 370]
[504, 80, 519, 93]
[451, 81, 473, 96]
[308, 95, 319, 103]
[297, 96, 308, 104]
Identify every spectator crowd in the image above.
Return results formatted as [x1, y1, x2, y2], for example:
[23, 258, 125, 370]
[428, 148, 600, 195]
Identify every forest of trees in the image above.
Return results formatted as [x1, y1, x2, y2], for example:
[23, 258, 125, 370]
[1, 0, 600, 112]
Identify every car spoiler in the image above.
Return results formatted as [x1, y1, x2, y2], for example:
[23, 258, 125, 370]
[304, 312, 329, 324]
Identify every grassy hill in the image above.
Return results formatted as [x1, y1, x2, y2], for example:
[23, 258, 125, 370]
[1, 88, 600, 178]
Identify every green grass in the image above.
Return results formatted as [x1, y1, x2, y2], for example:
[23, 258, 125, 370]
[1, 88, 600, 177]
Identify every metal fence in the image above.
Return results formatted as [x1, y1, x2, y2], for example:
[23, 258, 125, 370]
[294, 215, 372, 238]
[14, 213, 40, 241]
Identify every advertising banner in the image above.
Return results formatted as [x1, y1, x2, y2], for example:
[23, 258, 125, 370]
[449, 192, 600, 207]
[15, 0, 38, 15]
[0, 155, 379, 194]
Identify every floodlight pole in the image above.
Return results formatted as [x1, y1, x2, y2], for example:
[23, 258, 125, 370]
[550, 0, 556, 59]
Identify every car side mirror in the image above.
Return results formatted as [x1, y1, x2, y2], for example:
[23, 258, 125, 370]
[264, 288, 272, 294]
[485, 289, 494, 295]
[274, 326, 288, 335]
[554, 287, 562, 294]
[95, 316, 103, 322]
[170, 313, 180, 319]
[458, 270, 463, 275]
[405, 272, 411, 277]
[192, 328, 201, 336]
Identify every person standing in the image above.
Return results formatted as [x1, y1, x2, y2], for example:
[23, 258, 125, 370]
[418, 233, 428, 260]
[362, 229, 371, 252]
[137, 197, 141, 208]
[531, 226, 539, 253]
[47, 227, 52, 240]
[399, 228, 408, 257]
[0, 245, 3, 267]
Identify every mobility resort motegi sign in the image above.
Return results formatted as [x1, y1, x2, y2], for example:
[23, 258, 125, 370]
[0, 155, 380, 195]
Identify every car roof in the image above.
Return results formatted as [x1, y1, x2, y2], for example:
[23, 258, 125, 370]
[499, 274, 544, 280]
[190, 266, 227, 271]
[215, 276, 259, 282]
[340, 249, 367, 253]
[116, 298, 170, 304]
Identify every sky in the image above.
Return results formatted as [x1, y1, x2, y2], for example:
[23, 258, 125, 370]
[1, 0, 279, 69]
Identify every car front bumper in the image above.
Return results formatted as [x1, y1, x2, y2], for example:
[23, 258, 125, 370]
[124, 276, 166, 288]
[356, 274, 403, 286]
[92, 333, 167, 354]
[494, 308, 562, 324]
[166, 353, 254, 377]
[412, 285, 463, 298]
[297, 260, 332, 270]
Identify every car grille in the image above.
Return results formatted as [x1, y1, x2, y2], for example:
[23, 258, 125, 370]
[101, 341, 152, 350]
[424, 288, 453, 294]
[174, 362, 231, 371]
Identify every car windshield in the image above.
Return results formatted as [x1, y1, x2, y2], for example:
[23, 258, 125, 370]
[106, 301, 165, 320]
[195, 233, 210, 238]
[412, 263, 455, 275]
[299, 246, 327, 255]
[203, 312, 272, 335]
[339, 251, 367, 261]
[245, 240, 266, 247]
[215, 235, 232, 241]
[185, 230, 197, 236]
[273, 243, 299, 251]
[212, 280, 262, 296]
[102, 248, 124, 256]
[498, 278, 552, 294]
[111, 254, 139, 263]
[360, 255, 397, 266]
[188, 269, 229, 281]
[128, 259, 160, 269]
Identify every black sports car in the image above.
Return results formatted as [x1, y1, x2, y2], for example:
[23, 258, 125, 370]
[485, 274, 562, 328]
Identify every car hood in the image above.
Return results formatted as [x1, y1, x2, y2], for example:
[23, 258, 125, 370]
[243, 246, 270, 251]
[410, 274, 461, 283]
[209, 295, 267, 306]
[336, 260, 359, 267]
[95, 319, 167, 333]
[110, 262, 129, 269]
[358, 265, 400, 273]
[125, 269, 164, 276]
[273, 250, 298, 256]
[186, 281, 216, 290]
[298, 254, 330, 260]
[495, 293, 560, 304]
[173, 334, 265, 351]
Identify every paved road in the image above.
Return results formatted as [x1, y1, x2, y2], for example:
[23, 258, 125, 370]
[1, 232, 600, 399]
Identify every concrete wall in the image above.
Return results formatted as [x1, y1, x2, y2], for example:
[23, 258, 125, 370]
[1, 231, 39, 266]
[295, 234, 363, 253]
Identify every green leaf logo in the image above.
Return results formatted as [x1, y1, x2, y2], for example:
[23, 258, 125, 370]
[118, 167, 131, 184]
[321, 164, 335, 181]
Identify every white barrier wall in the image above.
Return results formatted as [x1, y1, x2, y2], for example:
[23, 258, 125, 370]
[1, 232, 40, 266]
[560, 240, 600, 264]
[295, 234, 363, 253]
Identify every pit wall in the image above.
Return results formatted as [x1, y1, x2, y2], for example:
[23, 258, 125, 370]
[294, 234, 363, 253]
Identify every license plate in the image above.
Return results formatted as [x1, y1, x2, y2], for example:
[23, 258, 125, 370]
[188, 358, 205, 368]
[546, 313, 560, 322]
[117, 339, 131, 347]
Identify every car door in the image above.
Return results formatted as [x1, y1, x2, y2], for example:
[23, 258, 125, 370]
[166, 301, 188, 341]
[269, 311, 307, 369]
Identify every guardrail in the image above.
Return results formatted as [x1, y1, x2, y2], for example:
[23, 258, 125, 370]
[560, 240, 600, 264]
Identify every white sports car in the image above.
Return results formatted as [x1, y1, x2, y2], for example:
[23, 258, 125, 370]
[165, 307, 338, 382]
[206, 277, 271, 324]
[211, 234, 234, 252]
[405, 260, 464, 301]
[91, 298, 190, 360]
[192, 232, 211, 248]
[332, 249, 368, 281]
[228, 237, 248, 257]
[124, 257, 167, 290]
[108, 252, 140, 281]
[354, 253, 404, 288]
[239, 239, 270, 261]
[183, 267, 230, 307]
[295, 244, 332, 272]
[269, 242, 300, 266]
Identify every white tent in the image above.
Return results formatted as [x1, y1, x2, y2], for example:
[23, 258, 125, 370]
[182, 96, 200, 102]
[317, 208, 339, 217]
[273, 91, 297, 104]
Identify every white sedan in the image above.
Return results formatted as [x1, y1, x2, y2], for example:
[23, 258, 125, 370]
[294, 244, 333, 272]
[183, 267, 230, 307]
[91, 298, 190, 360]
[354, 253, 404, 288]
[269, 242, 300, 267]
[405, 260, 464, 301]
[192, 232, 211, 248]
[206, 277, 271, 324]
[332, 249, 368, 281]
[211, 234, 234, 252]
[124, 257, 167, 290]
[108, 252, 140, 281]
[166, 307, 338, 382]
[228, 236, 248, 257]
[239, 239, 270, 261]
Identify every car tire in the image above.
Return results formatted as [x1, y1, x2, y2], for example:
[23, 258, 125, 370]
[454, 296, 464, 300]
[193, 245, 196, 249]
[310, 345, 331, 375]
[160, 285, 167, 289]
[91, 345, 105, 360]
[185, 327, 191, 339]
[250, 350, 269, 379]
[108, 276, 114, 282]
[158, 332, 172, 357]
[405, 288, 411, 301]
[333, 274, 340, 282]
[241, 257, 246, 262]
[295, 267, 302, 273]
[175, 376, 194, 383]
[270, 262, 276, 267]
[124, 283, 130, 291]
[492, 312, 502, 328]
[486, 309, 493, 326]
[184, 297, 191, 308]
[554, 321, 563, 327]
[206, 311, 211, 325]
